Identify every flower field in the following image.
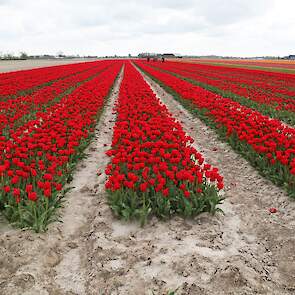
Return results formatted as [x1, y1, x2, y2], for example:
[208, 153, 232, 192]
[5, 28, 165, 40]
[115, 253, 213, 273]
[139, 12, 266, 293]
[105, 63, 223, 225]
[135, 60, 295, 197]
[1, 59, 295, 232]
[0, 60, 104, 97]
[0, 60, 227, 231]
[1, 59, 295, 294]
[137, 60, 295, 125]
[0, 60, 122, 231]
[0, 61, 115, 138]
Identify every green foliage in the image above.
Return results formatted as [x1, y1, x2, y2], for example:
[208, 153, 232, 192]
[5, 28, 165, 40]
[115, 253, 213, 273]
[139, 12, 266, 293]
[107, 183, 224, 226]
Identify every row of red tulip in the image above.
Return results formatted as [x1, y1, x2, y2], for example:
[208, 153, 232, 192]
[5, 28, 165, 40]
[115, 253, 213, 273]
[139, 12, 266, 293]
[0, 60, 104, 97]
[0, 60, 114, 140]
[156, 61, 295, 101]
[0, 61, 122, 231]
[145, 61, 295, 124]
[105, 62, 224, 224]
[135, 61, 295, 197]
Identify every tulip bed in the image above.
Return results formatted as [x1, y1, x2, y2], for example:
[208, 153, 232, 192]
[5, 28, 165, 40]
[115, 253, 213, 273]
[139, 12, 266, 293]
[144, 61, 295, 125]
[0, 60, 104, 97]
[0, 61, 122, 231]
[135, 61, 295, 197]
[105, 62, 224, 225]
[0, 60, 114, 139]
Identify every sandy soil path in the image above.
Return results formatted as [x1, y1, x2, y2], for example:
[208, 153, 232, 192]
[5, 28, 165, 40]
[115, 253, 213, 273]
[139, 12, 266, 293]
[0, 63, 295, 295]
[0, 58, 99, 73]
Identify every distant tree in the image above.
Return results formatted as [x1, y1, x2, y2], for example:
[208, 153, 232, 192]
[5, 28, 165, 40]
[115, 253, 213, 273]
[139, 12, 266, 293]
[56, 51, 65, 58]
[20, 52, 28, 59]
[4, 53, 14, 60]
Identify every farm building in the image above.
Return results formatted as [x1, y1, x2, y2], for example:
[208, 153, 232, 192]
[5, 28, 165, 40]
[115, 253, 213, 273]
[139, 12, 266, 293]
[162, 53, 175, 58]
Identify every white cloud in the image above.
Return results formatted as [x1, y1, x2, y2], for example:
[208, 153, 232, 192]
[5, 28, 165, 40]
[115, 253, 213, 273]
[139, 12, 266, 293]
[0, 0, 294, 56]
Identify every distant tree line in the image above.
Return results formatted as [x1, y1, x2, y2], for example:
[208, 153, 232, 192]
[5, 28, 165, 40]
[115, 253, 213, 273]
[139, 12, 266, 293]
[0, 52, 91, 60]
[0, 52, 28, 60]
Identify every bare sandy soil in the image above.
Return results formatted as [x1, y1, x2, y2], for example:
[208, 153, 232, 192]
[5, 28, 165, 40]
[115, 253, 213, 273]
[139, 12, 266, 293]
[0, 64, 295, 295]
[0, 58, 99, 73]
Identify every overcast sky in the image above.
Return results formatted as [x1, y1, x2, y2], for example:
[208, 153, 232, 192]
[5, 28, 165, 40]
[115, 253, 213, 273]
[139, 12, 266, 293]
[0, 0, 294, 57]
